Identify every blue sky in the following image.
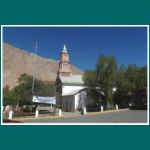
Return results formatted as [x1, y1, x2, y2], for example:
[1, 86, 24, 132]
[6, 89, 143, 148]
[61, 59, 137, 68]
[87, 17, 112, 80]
[3, 26, 148, 71]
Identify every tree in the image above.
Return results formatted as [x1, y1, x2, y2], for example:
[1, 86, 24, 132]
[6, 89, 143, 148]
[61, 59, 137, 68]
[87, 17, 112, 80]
[39, 81, 55, 96]
[125, 64, 147, 91]
[83, 55, 147, 109]
[137, 65, 147, 88]
[83, 55, 117, 108]
[96, 55, 117, 108]
[17, 73, 34, 104]
[114, 65, 130, 107]
[83, 55, 147, 107]
[114, 64, 147, 107]
[3, 85, 20, 106]
[125, 64, 139, 92]
[3, 85, 11, 105]
[83, 70, 97, 89]
[83, 70, 99, 105]
[3, 85, 10, 99]
[17, 74, 55, 104]
[3, 73, 55, 106]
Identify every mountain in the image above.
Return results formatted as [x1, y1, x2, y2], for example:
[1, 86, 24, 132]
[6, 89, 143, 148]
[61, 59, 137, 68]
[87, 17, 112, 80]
[3, 43, 83, 89]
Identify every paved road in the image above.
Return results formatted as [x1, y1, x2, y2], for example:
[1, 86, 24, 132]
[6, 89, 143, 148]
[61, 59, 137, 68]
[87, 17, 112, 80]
[21, 110, 148, 124]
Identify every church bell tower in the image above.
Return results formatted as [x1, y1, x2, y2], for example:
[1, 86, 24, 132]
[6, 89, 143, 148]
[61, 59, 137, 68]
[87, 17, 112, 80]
[58, 45, 72, 76]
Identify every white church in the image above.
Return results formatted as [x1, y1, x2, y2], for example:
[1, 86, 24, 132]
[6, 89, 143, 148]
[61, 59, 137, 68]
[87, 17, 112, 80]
[55, 45, 89, 112]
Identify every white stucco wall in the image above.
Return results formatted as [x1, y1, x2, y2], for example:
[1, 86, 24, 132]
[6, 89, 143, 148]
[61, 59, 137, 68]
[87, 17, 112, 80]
[62, 93, 83, 111]
[61, 86, 88, 112]
[62, 85, 86, 96]
[75, 93, 80, 110]
[75, 90, 87, 110]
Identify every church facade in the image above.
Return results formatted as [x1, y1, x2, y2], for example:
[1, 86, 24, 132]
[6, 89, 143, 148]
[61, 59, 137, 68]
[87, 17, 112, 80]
[55, 45, 88, 112]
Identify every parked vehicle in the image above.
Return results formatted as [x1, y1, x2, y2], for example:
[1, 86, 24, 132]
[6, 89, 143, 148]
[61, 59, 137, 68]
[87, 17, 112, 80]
[129, 87, 147, 110]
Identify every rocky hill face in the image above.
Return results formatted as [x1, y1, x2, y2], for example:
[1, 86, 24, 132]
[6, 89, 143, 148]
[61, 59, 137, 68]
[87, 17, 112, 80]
[3, 43, 83, 89]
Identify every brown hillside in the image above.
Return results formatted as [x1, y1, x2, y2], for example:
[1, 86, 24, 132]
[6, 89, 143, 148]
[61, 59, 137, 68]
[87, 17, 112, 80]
[3, 43, 83, 89]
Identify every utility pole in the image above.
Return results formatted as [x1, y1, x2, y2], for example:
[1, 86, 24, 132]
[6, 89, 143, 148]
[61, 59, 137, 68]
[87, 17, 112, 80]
[32, 42, 38, 96]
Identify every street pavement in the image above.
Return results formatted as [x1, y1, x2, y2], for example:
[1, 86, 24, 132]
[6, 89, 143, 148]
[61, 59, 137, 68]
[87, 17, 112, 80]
[20, 110, 148, 124]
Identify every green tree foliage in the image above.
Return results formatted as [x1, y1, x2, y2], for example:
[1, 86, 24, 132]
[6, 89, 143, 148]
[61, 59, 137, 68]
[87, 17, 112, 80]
[39, 81, 55, 96]
[125, 64, 139, 91]
[114, 65, 131, 107]
[138, 65, 147, 88]
[125, 65, 147, 91]
[3, 85, 11, 105]
[17, 74, 33, 104]
[114, 65, 147, 107]
[96, 55, 117, 107]
[83, 55, 147, 108]
[3, 73, 55, 106]
[3, 85, 21, 106]
[83, 70, 97, 89]
[83, 70, 99, 104]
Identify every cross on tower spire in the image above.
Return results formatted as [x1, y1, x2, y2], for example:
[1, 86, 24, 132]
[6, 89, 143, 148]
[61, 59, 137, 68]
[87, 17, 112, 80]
[34, 41, 38, 50]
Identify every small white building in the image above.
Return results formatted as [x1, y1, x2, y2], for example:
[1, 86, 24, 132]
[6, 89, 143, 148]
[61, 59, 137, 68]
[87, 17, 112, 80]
[56, 75, 87, 111]
[55, 45, 87, 111]
[62, 89, 88, 112]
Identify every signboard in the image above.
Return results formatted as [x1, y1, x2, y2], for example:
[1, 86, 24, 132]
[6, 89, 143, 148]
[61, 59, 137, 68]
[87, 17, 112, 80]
[32, 96, 56, 104]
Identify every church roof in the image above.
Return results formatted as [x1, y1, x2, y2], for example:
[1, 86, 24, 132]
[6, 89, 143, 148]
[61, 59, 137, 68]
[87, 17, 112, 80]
[63, 88, 86, 96]
[59, 75, 84, 85]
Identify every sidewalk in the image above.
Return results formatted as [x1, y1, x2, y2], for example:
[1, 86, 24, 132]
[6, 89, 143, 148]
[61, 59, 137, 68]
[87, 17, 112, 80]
[61, 111, 81, 117]
[62, 108, 129, 117]
[12, 108, 129, 121]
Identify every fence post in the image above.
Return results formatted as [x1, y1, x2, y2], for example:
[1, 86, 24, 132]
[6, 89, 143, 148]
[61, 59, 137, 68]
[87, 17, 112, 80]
[58, 109, 62, 116]
[101, 105, 103, 112]
[8, 110, 13, 120]
[35, 109, 39, 118]
[83, 107, 86, 115]
[116, 104, 119, 110]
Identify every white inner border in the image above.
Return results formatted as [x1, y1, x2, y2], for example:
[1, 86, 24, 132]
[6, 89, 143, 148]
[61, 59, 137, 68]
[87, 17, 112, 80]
[1, 25, 149, 126]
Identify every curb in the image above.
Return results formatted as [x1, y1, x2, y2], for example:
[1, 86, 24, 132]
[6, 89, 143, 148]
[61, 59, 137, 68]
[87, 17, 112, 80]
[88, 108, 129, 116]
[13, 115, 63, 121]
